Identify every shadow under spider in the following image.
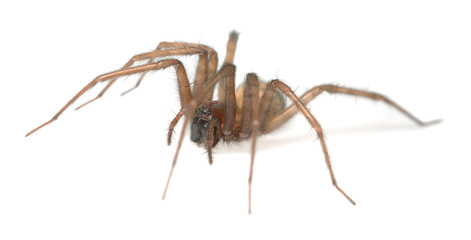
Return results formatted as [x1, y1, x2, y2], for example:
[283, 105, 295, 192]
[217, 121, 432, 155]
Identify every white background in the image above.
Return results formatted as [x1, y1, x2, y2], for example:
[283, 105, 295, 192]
[1, 0, 470, 239]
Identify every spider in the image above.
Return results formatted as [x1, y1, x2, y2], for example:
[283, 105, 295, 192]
[26, 31, 440, 213]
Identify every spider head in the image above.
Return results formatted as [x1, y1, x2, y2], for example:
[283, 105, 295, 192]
[190, 101, 224, 148]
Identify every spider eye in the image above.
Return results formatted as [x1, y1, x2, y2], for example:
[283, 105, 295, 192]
[198, 107, 210, 116]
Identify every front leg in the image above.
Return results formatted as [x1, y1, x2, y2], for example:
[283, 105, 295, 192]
[162, 64, 236, 200]
[26, 59, 193, 137]
[75, 47, 207, 110]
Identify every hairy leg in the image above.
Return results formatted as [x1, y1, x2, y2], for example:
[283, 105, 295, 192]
[162, 63, 236, 200]
[237, 73, 260, 139]
[118, 42, 219, 143]
[223, 30, 239, 64]
[153, 43, 219, 145]
[75, 47, 206, 110]
[262, 84, 441, 134]
[26, 59, 193, 137]
[165, 35, 240, 144]
[122, 42, 218, 102]
[167, 107, 185, 145]
[259, 80, 357, 205]
[218, 31, 240, 103]
[166, 32, 241, 144]
[237, 73, 261, 213]
[205, 117, 223, 165]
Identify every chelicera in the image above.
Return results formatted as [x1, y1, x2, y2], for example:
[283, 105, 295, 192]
[26, 31, 439, 213]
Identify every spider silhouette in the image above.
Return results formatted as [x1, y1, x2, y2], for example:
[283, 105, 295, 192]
[26, 31, 440, 213]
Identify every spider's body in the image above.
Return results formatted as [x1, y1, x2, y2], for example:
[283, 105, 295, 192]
[191, 100, 225, 147]
[26, 31, 439, 213]
[189, 80, 286, 165]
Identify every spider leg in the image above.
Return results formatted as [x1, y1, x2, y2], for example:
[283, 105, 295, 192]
[237, 73, 260, 139]
[218, 31, 240, 103]
[160, 43, 220, 145]
[162, 63, 236, 200]
[167, 108, 185, 146]
[235, 73, 261, 213]
[205, 117, 222, 165]
[166, 32, 239, 145]
[122, 42, 219, 101]
[222, 62, 237, 140]
[26, 59, 193, 137]
[75, 47, 208, 110]
[262, 84, 441, 134]
[223, 30, 239, 64]
[259, 80, 357, 205]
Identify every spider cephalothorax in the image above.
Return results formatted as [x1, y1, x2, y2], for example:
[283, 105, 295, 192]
[191, 101, 224, 163]
[26, 31, 440, 213]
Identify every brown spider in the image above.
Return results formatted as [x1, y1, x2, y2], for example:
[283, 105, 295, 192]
[26, 31, 440, 213]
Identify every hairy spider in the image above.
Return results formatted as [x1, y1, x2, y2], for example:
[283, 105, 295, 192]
[26, 31, 439, 213]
